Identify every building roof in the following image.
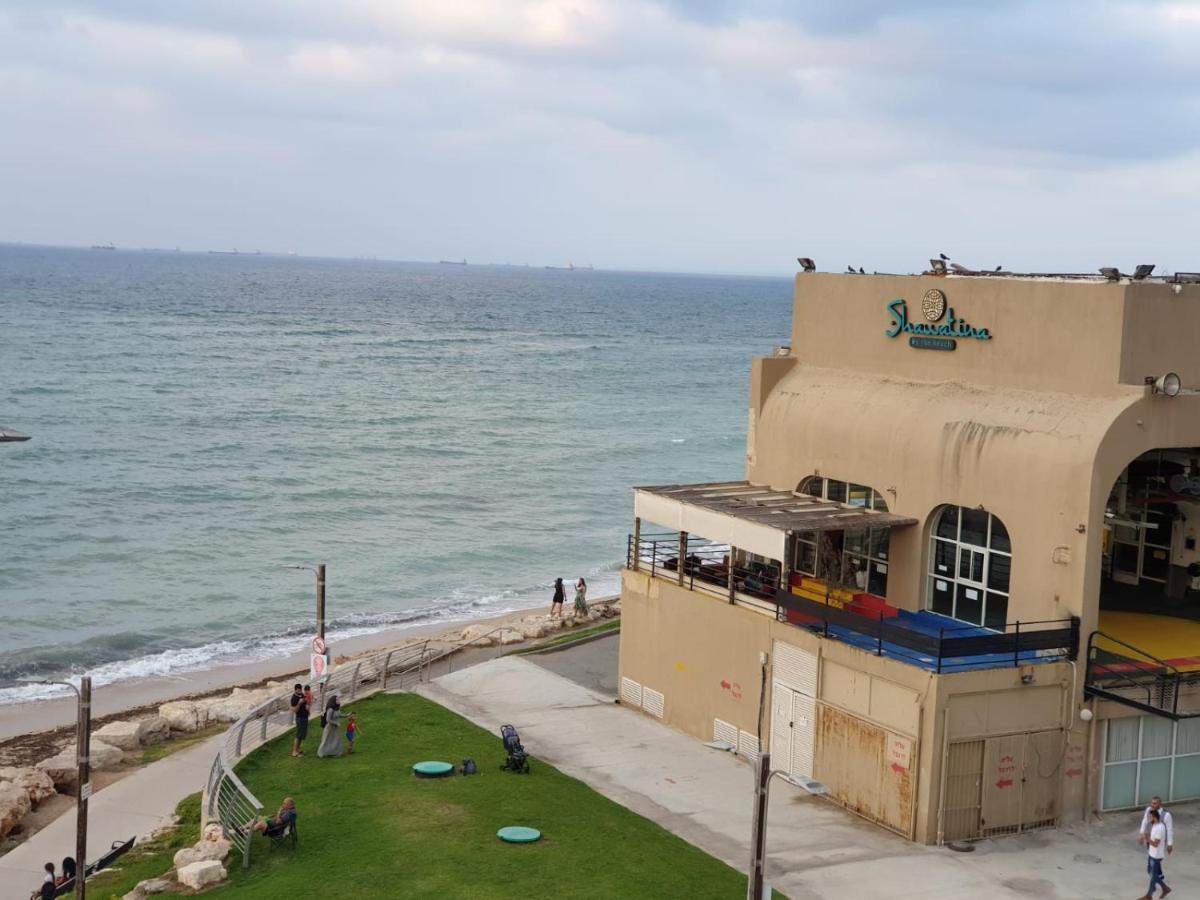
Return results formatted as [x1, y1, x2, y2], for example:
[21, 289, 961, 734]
[634, 480, 917, 562]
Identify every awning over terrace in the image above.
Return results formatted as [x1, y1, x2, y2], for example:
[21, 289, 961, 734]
[634, 480, 919, 561]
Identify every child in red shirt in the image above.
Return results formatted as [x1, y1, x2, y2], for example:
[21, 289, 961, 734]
[345, 713, 360, 754]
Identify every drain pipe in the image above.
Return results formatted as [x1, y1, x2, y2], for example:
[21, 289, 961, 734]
[936, 707, 950, 846]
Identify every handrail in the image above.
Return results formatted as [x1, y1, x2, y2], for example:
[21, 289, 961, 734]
[206, 637, 439, 869]
[1084, 629, 1186, 718]
[1087, 629, 1180, 676]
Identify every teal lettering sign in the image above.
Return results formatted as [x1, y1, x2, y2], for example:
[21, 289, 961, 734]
[885, 290, 991, 349]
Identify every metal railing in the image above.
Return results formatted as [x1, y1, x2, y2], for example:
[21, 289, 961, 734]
[626, 532, 780, 602]
[774, 588, 1079, 672]
[205, 639, 438, 868]
[1084, 630, 1200, 719]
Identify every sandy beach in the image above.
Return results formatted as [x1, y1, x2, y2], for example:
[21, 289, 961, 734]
[0, 598, 616, 746]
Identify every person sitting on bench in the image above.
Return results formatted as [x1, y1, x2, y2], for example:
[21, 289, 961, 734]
[248, 797, 297, 837]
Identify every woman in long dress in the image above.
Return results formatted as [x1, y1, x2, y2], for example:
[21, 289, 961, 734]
[317, 696, 344, 758]
[574, 577, 588, 615]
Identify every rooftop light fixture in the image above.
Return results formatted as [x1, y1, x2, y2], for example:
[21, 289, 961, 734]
[929, 259, 947, 275]
[1099, 267, 1121, 281]
[1133, 263, 1156, 280]
[797, 257, 816, 272]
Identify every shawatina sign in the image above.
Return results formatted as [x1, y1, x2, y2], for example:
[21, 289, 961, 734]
[884, 289, 992, 351]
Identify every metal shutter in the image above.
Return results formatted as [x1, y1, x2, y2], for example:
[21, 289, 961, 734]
[642, 687, 665, 718]
[738, 730, 761, 764]
[773, 640, 818, 697]
[713, 718, 739, 746]
[620, 677, 643, 707]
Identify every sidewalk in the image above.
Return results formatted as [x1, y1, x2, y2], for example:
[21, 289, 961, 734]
[416, 655, 1195, 900]
[0, 735, 221, 900]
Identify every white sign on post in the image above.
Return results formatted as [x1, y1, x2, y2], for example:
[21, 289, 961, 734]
[80, 782, 92, 801]
[309, 652, 330, 684]
[311, 636, 327, 655]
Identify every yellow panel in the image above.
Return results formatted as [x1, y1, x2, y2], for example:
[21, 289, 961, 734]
[1098, 611, 1200, 672]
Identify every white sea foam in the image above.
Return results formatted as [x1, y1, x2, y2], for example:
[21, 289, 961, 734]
[0, 570, 623, 707]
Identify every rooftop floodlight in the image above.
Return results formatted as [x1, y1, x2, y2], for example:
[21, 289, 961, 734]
[1133, 263, 1156, 280]
[1099, 267, 1121, 281]
[929, 258, 947, 275]
[797, 257, 816, 272]
[1151, 372, 1183, 397]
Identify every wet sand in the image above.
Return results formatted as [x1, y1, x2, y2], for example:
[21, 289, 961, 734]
[0, 599, 614, 743]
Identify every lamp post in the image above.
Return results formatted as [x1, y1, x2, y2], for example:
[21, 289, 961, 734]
[746, 751, 826, 900]
[34, 677, 91, 900]
[285, 563, 326, 640]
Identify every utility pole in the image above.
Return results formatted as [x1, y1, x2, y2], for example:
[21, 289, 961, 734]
[316, 563, 326, 640]
[76, 675, 91, 900]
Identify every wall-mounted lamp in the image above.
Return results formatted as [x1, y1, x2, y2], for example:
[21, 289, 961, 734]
[1147, 373, 1183, 397]
[929, 259, 947, 275]
[797, 257, 816, 272]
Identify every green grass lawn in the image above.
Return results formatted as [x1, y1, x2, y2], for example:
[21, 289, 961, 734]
[218, 692, 771, 899]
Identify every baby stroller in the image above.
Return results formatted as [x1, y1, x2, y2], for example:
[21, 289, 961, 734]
[500, 724, 530, 774]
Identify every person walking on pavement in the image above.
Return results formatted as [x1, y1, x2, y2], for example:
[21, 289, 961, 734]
[1139, 807, 1170, 899]
[1138, 796, 1174, 857]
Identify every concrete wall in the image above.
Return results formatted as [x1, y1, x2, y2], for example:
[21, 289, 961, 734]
[619, 568, 1089, 840]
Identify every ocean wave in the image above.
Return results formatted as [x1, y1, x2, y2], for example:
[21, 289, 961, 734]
[0, 571, 623, 706]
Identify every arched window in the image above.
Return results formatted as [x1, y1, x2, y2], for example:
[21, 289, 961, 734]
[928, 506, 1011, 629]
[795, 476, 891, 596]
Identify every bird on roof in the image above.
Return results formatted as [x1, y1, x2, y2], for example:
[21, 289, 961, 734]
[858, 267, 865, 274]
[939, 253, 950, 261]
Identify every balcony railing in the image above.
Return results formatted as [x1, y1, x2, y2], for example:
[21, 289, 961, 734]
[627, 532, 1079, 673]
[1085, 630, 1200, 719]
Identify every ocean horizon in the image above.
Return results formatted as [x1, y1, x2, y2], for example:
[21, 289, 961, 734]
[0, 245, 791, 703]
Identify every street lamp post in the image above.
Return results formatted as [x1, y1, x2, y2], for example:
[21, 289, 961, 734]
[35, 677, 91, 900]
[746, 751, 826, 900]
[285, 563, 327, 640]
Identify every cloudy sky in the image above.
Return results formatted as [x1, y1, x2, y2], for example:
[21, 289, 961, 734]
[2, 1, 1198, 274]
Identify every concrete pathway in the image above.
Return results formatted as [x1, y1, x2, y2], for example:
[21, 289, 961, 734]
[417, 655, 1197, 900]
[0, 735, 221, 900]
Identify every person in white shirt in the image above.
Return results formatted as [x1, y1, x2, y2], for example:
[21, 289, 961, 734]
[1138, 796, 1174, 855]
[1140, 808, 1170, 900]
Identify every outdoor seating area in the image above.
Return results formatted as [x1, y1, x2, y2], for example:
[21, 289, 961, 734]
[629, 481, 1080, 675]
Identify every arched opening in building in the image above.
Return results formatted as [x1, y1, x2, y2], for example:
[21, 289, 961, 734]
[795, 476, 891, 597]
[926, 505, 1011, 630]
[1101, 448, 1200, 619]
[1091, 448, 1200, 810]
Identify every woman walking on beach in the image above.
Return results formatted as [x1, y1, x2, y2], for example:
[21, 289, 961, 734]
[317, 695, 344, 758]
[574, 577, 589, 615]
[550, 577, 565, 617]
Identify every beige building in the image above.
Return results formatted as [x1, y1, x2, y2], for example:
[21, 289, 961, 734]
[618, 267, 1200, 843]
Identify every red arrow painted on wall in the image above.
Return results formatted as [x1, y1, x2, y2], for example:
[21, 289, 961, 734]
[995, 778, 1014, 789]
[1065, 768, 1083, 778]
[890, 762, 907, 774]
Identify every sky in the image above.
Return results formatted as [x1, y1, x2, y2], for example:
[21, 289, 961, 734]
[1, 1, 1198, 275]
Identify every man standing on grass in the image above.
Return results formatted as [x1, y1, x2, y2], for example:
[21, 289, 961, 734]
[1140, 808, 1170, 899]
[290, 683, 309, 757]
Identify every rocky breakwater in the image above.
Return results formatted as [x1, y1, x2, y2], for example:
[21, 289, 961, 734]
[157, 683, 285, 734]
[121, 822, 232, 899]
[456, 600, 619, 648]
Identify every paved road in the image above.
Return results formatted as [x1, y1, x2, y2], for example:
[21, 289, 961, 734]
[417, 654, 1197, 900]
[0, 734, 222, 900]
[525, 630, 619, 696]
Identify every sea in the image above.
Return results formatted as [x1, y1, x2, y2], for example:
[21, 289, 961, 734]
[0, 245, 792, 703]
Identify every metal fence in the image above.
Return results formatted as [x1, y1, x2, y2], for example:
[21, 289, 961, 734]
[204, 639, 438, 868]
